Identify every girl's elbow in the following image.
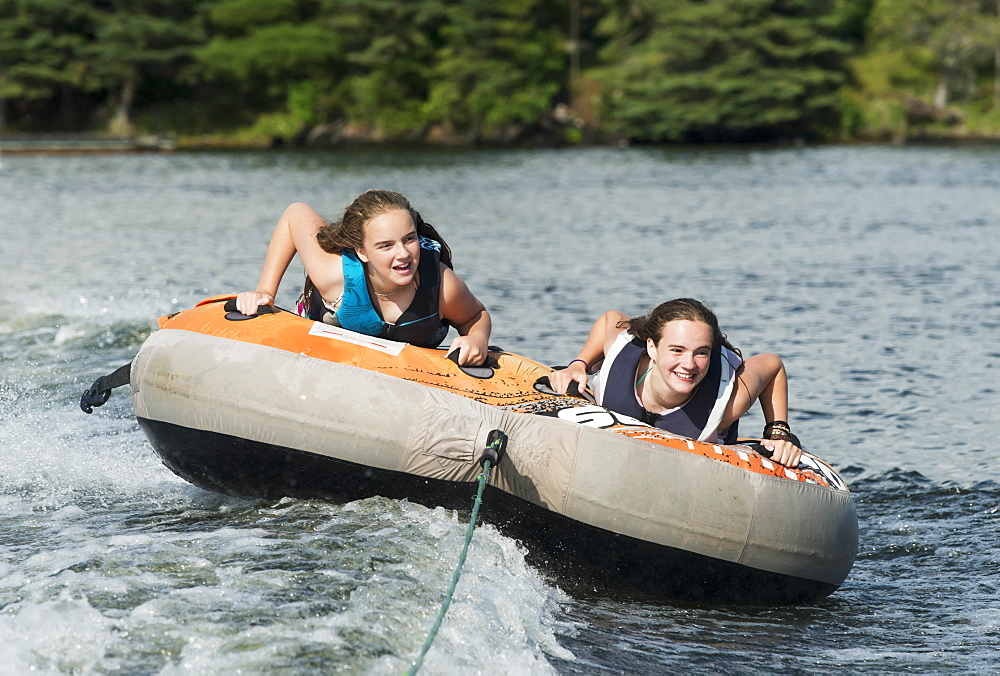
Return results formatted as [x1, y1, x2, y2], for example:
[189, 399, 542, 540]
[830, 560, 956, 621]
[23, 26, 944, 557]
[751, 352, 784, 369]
[285, 201, 313, 213]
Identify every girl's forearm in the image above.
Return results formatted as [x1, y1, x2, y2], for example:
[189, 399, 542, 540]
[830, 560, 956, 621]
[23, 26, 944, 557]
[457, 309, 491, 342]
[253, 215, 298, 296]
[574, 310, 627, 368]
[758, 357, 789, 423]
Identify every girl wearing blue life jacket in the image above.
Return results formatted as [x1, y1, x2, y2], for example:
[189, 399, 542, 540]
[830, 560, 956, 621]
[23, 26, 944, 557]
[549, 298, 802, 467]
[236, 190, 491, 366]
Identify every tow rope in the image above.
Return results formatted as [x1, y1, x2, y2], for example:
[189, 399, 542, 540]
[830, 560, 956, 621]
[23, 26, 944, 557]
[409, 429, 508, 675]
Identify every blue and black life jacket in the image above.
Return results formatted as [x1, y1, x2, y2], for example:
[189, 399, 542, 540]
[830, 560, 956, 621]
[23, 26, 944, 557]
[302, 237, 449, 348]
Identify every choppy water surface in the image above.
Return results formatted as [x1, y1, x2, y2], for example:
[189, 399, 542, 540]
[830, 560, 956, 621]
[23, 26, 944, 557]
[1, 145, 997, 673]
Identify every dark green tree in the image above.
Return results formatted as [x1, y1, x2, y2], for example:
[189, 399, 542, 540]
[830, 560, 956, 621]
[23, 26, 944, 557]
[195, 0, 343, 135]
[593, 0, 853, 142]
[425, 0, 566, 139]
[0, 0, 99, 130]
[88, 0, 208, 134]
[830, 0, 874, 45]
[320, 0, 447, 137]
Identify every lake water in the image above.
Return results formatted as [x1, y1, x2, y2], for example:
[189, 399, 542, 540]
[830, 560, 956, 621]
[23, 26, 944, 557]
[1, 145, 997, 673]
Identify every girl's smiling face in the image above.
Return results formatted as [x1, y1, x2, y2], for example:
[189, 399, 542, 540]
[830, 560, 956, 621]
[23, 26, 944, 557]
[646, 319, 713, 402]
[355, 209, 421, 288]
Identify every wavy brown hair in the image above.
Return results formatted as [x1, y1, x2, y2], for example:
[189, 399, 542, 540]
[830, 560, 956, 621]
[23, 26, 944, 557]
[316, 189, 453, 268]
[622, 298, 740, 356]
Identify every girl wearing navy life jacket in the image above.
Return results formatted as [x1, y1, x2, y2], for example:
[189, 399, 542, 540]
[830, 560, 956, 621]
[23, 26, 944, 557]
[235, 190, 491, 366]
[549, 298, 802, 467]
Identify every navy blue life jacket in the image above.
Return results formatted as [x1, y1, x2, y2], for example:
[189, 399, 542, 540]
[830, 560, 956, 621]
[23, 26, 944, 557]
[598, 337, 739, 443]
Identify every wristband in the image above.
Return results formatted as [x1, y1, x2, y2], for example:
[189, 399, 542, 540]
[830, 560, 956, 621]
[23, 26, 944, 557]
[763, 420, 792, 440]
[568, 359, 588, 370]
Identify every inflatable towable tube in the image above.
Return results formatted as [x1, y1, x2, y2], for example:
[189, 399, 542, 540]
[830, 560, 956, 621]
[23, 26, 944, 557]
[126, 296, 858, 605]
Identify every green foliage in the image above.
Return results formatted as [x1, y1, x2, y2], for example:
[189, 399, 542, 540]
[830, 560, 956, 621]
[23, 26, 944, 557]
[865, 0, 998, 103]
[209, 0, 305, 33]
[0, 0, 209, 130]
[321, 0, 447, 135]
[836, 85, 908, 140]
[830, 0, 875, 44]
[2, 0, 998, 142]
[197, 23, 342, 83]
[194, 5, 343, 132]
[424, 0, 565, 135]
[0, 0, 97, 101]
[593, 0, 852, 142]
[90, 0, 208, 132]
[840, 0, 1000, 140]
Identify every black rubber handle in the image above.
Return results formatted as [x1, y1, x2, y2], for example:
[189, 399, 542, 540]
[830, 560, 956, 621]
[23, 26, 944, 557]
[746, 442, 773, 459]
[534, 374, 595, 402]
[445, 349, 497, 378]
[223, 298, 276, 316]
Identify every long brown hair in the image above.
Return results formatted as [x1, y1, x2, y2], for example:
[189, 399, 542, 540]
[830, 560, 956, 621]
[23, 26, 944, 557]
[316, 189, 453, 268]
[622, 298, 741, 356]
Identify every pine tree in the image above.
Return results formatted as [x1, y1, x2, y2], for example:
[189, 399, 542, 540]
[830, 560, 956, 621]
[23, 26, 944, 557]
[424, 0, 566, 139]
[593, 0, 852, 142]
[89, 0, 207, 134]
[0, 0, 98, 130]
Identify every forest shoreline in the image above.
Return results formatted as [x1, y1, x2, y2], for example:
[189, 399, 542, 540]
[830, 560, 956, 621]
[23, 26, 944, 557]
[5, 129, 1000, 155]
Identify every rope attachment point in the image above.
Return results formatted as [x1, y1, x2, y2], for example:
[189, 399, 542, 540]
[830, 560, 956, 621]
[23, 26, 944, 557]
[479, 429, 508, 468]
[80, 362, 132, 413]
